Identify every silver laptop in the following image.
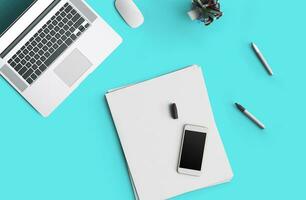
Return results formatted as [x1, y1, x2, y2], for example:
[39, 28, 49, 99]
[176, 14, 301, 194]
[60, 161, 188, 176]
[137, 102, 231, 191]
[0, 0, 122, 117]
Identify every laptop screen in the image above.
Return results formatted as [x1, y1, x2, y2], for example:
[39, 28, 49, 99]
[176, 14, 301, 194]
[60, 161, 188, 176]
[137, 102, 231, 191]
[0, 0, 37, 37]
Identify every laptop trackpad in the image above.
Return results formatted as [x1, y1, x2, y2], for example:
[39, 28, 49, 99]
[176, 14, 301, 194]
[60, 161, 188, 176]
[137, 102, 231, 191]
[54, 49, 92, 87]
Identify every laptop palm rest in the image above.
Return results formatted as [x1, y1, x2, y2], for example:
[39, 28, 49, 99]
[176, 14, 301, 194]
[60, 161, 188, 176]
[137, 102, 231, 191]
[54, 49, 92, 87]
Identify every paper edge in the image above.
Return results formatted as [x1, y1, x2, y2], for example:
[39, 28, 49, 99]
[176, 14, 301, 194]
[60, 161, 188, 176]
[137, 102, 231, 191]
[105, 64, 200, 95]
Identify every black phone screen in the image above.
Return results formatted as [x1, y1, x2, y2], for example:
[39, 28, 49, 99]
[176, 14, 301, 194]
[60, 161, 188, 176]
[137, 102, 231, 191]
[179, 130, 207, 171]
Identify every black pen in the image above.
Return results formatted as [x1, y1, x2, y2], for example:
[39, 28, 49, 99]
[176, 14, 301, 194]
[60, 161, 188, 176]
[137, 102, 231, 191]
[235, 103, 265, 129]
[170, 103, 178, 119]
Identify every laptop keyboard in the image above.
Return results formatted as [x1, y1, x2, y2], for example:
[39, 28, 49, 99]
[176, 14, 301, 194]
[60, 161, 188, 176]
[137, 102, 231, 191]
[7, 2, 90, 85]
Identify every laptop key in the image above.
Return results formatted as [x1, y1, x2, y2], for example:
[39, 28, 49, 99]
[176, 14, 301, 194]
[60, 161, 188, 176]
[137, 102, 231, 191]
[59, 29, 65, 35]
[19, 67, 27, 75]
[15, 64, 22, 71]
[65, 31, 72, 37]
[30, 58, 36, 64]
[26, 78, 33, 84]
[65, 5, 72, 13]
[56, 16, 62, 22]
[57, 39, 63, 45]
[36, 37, 41, 42]
[50, 30, 56, 36]
[31, 40, 38, 46]
[39, 32, 45, 38]
[10, 61, 17, 68]
[67, 20, 73, 26]
[71, 9, 77, 15]
[29, 51, 35, 57]
[79, 26, 85, 32]
[23, 49, 29, 54]
[63, 25, 69, 31]
[36, 60, 42, 66]
[52, 43, 59, 50]
[54, 26, 60, 32]
[31, 73, 37, 80]
[46, 34, 52, 40]
[61, 35, 67, 41]
[51, 37, 56, 43]
[35, 69, 42, 76]
[45, 43, 67, 67]
[32, 64, 38, 70]
[70, 34, 77, 41]
[39, 64, 47, 72]
[19, 53, 25, 59]
[23, 69, 33, 79]
[26, 62, 32, 68]
[48, 24, 54, 30]
[38, 50, 44, 56]
[58, 22, 64, 28]
[33, 47, 39, 52]
[55, 33, 61, 39]
[72, 13, 80, 22]
[44, 52, 50, 58]
[67, 13, 73, 19]
[41, 56, 46, 62]
[69, 26, 76, 33]
[74, 18, 84, 28]
[27, 45, 33, 51]
[49, 48, 55, 54]
[65, 38, 73, 46]
[15, 57, 20, 63]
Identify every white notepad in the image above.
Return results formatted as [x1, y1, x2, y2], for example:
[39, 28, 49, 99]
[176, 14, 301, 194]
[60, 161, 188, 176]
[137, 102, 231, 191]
[106, 65, 233, 200]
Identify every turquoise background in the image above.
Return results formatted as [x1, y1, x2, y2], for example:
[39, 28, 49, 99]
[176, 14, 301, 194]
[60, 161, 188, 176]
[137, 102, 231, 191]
[1, 0, 306, 199]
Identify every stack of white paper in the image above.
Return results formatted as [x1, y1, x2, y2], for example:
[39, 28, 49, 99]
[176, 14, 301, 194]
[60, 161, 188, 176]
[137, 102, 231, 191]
[106, 65, 233, 200]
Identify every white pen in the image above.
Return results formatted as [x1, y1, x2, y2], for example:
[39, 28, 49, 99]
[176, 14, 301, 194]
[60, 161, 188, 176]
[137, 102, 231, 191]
[251, 42, 273, 76]
[235, 103, 265, 129]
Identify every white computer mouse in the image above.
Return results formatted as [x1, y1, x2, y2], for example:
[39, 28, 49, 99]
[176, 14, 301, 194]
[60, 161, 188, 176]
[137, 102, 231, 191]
[115, 0, 144, 28]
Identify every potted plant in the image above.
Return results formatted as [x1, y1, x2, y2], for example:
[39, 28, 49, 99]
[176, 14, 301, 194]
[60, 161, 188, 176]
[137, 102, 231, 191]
[188, 0, 223, 26]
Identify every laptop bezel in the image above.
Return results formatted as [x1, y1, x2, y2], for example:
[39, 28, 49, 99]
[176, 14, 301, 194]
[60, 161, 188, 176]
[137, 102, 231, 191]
[0, 0, 55, 55]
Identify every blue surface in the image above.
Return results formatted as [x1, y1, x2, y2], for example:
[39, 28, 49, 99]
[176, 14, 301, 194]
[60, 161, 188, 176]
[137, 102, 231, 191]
[1, 0, 306, 199]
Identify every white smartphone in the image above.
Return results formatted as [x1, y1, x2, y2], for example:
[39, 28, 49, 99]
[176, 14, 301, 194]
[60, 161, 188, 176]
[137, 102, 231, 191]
[177, 124, 208, 176]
